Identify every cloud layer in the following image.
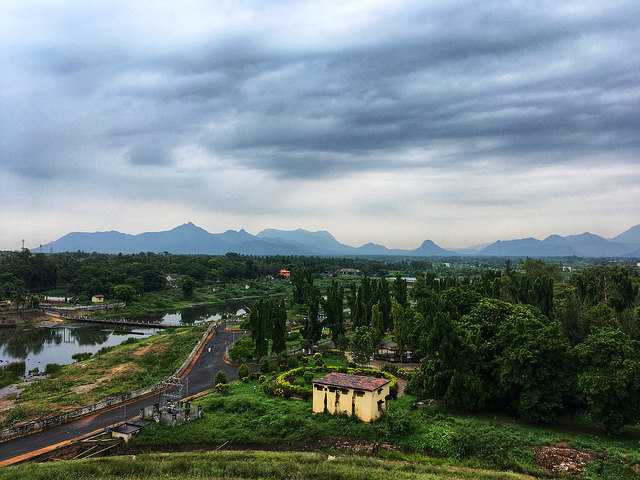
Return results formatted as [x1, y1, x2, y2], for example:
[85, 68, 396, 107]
[1, 0, 639, 249]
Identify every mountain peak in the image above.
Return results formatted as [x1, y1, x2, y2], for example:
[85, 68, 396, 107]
[612, 224, 640, 244]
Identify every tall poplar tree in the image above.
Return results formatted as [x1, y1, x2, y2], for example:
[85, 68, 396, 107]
[271, 298, 287, 354]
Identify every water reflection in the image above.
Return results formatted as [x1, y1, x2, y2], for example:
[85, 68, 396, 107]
[150, 302, 248, 326]
[0, 325, 158, 373]
[0, 301, 250, 376]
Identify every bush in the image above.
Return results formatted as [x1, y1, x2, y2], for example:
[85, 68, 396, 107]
[0, 361, 25, 388]
[71, 352, 92, 362]
[312, 352, 324, 366]
[238, 363, 250, 380]
[260, 356, 278, 373]
[229, 336, 255, 363]
[45, 363, 63, 375]
[215, 383, 230, 394]
[378, 407, 414, 439]
[214, 370, 228, 386]
[272, 365, 398, 400]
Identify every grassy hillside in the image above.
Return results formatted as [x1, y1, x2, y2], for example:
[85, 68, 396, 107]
[130, 381, 640, 478]
[0, 451, 534, 480]
[0, 326, 205, 427]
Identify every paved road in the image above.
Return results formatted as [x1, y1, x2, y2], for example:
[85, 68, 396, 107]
[0, 327, 240, 464]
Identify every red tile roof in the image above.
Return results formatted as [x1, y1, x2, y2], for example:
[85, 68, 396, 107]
[314, 372, 389, 391]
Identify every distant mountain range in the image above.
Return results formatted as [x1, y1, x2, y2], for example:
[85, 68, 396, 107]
[33, 222, 640, 258]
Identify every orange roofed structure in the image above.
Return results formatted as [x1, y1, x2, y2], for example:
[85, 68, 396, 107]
[278, 269, 290, 279]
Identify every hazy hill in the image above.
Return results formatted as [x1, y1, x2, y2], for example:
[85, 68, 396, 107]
[35, 224, 453, 257]
[34, 222, 640, 257]
[612, 224, 640, 245]
[480, 229, 639, 257]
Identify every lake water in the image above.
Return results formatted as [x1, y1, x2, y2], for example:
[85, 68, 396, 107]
[151, 302, 248, 326]
[0, 302, 248, 375]
[0, 324, 159, 374]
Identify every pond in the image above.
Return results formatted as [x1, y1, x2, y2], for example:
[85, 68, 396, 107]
[0, 323, 159, 374]
[0, 301, 249, 376]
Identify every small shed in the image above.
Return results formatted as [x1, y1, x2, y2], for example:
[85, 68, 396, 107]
[312, 372, 390, 422]
[111, 422, 142, 442]
[91, 294, 105, 304]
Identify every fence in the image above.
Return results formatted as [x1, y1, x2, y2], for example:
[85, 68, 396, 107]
[0, 321, 219, 443]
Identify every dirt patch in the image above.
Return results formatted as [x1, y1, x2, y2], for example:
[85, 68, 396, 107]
[97, 362, 143, 383]
[132, 343, 168, 357]
[0, 384, 20, 413]
[533, 444, 598, 474]
[0, 396, 16, 414]
[72, 383, 98, 395]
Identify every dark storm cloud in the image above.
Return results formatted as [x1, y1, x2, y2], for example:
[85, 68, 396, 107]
[3, 0, 637, 181]
[1, 0, 639, 245]
[128, 143, 174, 166]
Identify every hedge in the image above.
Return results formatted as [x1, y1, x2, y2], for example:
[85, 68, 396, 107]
[272, 365, 398, 400]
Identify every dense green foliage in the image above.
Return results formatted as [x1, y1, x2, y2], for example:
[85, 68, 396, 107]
[406, 262, 640, 432]
[247, 297, 288, 358]
[0, 250, 438, 303]
[128, 381, 640, 478]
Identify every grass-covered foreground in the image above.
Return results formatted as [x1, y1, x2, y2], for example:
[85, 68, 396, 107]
[130, 381, 640, 479]
[0, 326, 205, 427]
[0, 450, 534, 480]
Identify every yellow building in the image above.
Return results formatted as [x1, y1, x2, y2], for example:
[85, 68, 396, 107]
[91, 294, 105, 303]
[312, 372, 390, 422]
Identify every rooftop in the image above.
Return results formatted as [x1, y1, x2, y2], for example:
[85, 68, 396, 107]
[314, 372, 389, 391]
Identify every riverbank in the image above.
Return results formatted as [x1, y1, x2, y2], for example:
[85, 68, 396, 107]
[94, 279, 290, 320]
[0, 325, 206, 428]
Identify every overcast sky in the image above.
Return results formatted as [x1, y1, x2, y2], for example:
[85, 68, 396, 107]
[1, 0, 639, 250]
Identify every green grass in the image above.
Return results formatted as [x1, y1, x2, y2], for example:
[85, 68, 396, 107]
[130, 381, 640, 478]
[0, 326, 206, 427]
[0, 451, 535, 480]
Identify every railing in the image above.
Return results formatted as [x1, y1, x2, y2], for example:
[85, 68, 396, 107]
[45, 311, 169, 329]
[43, 303, 125, 312]
[0, 321, 219, 443]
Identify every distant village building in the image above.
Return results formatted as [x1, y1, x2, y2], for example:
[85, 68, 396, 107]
[278, 269, 290, 279]
[562, 266, 573, 273]
[43, 296, 67, 304]
[312, 372, 390, 422]
[91, 294, 105, 304]
[336, 268, 361, 277]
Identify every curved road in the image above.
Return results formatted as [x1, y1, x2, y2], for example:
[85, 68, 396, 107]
[0, 327, 240, 465]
